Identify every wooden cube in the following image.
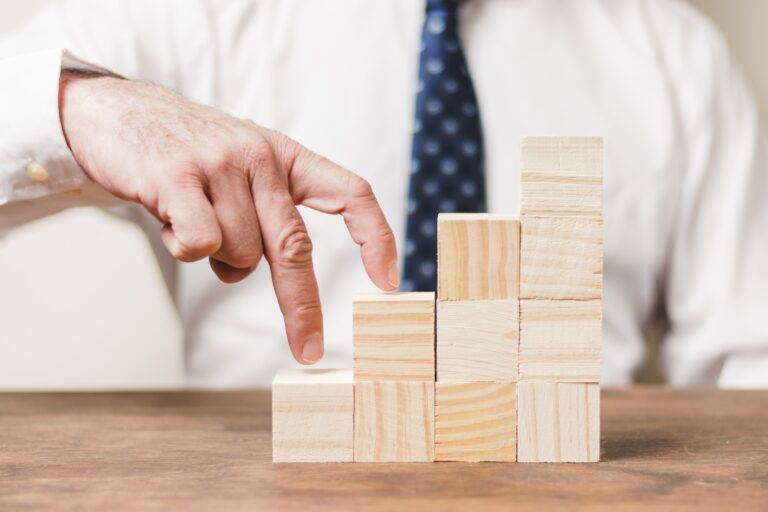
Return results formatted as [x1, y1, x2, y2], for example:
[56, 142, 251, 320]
[437, 300, 518, 382]
[435, 382, 517, 462]
[437, 214, 520, 301]
[520, 136, 602, 216]
[520, 215, 603, 300]
[353, 292, 435, 381]
[272, 369, 353, 463]
[354, 381, 435, 462]
[517, 382, 600, 463]
[519, 300, 601, 382]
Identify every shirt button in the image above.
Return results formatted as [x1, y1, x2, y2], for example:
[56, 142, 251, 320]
[26, 161, 50, 182]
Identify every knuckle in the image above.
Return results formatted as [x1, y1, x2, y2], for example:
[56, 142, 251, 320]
[164, 163, 210, 199]
[204, 145, 237, 176]
[263, 127, 285, 142]
[347, 174, 374, 199]
[222, 249, 263, 270]
[267, 129, 298, 158]
[291, 298, 322, 318]
[272, 221, 313, 268]
[175, 232, 221, 260]
[377, 227, 396, 245]
[210, 258, 255, 284]
[265, 129, 304, 174]
[169, 160, 204, 183]
[238, 136, 276, 174]
[133, 175, 158, 208]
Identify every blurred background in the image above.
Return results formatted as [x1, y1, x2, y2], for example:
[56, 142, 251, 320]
[1, 0, 766, 390]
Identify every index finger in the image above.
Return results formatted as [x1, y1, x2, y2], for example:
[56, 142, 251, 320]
[251, 168, 324, 366]
[282, 143, 400, 291]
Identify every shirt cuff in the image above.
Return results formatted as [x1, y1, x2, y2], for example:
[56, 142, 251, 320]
[0, 48, 108, 206]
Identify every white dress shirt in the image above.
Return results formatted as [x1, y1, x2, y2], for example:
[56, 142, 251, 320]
[1, 0, 767, 387]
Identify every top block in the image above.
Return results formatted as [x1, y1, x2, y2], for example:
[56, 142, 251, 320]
[520, 136, 603, 216]
[437, 214, 520, 301]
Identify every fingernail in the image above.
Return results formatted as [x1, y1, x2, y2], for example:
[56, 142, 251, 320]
[302, 334, 324, 364]
[387, 261, 401, 289]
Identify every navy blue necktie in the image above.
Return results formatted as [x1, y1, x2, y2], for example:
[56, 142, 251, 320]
[402, 0, 486, 292]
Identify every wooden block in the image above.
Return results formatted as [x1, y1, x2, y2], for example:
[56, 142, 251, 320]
[520, 215, 603, 300]
[437, 300, 519, 382]
[437, 213, 520, 301]
[517, 382, 600, 463]
[353, 292, 435, 381]
[520, 136, 602, 216]
[519, 300, 601, 382]
[435, 382, 517, 462]
[272, 369, 353, 463]
[354, 381, 435, 462]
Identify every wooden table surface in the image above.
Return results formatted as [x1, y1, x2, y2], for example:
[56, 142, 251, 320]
[1, 388, 767, 511]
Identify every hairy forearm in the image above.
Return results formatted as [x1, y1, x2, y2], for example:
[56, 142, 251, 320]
[58, 70, 123, 178]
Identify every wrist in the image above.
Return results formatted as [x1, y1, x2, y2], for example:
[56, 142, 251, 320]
[58, 71, 121, 177]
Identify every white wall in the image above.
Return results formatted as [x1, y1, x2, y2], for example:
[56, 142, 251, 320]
[0, 0, 766, 390]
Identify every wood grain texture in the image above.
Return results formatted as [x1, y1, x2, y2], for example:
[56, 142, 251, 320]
[520, 215, 603, 300]
[517, 382, 600, 463]
[272, 369, 353, 462]
[2, 389, 768, 510]
[435, 382, 517, 462]
[353, 292, 435, 381]
[519, 300, 601, 382]
[437, 213, 520, 301]
[436, 300, 518, 382]
[354, 381, 435, 462]
[520, 136, 602, 216]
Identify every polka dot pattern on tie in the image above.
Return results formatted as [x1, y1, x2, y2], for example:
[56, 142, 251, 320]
[402, 0, 486, 292]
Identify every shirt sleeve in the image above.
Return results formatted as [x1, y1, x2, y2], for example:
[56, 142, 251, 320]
[653, 1, 768, 387]
[0, 1, 134, 233]
[0, 0, 188, 233]
[0, 48, 109, 207]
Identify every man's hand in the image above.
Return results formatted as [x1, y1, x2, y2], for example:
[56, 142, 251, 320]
[59, 72, 399, 364]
